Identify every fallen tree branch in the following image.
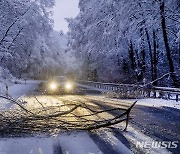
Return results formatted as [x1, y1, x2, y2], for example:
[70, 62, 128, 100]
[0, 95, 33, 114]
[0, 95, 137, 136]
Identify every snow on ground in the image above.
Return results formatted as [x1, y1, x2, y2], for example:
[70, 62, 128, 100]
[111, 98, 180, 110]
[0, 80, 40, 110]
[0, 131, 137, 154]
[0, 132, 103, 154]
[0, 83, 178, 154]
[96, 130, 133, 154]
[123, 125, 172, 154]
[59, 132, 102, 154]
[0, 137, 54, 154]
[79, 84, 180, 110]
[135, 98, 180, 110]
[0, 80, 40, 98]
[23, 95, 64, 114]
[9, 80, 40, 97]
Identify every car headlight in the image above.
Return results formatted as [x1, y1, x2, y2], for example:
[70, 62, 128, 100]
[49, 82, 57, 91]
[65, 82, 73, 91]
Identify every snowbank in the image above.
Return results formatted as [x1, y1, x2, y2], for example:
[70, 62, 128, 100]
[7, 80, 40, 98]
[135, 98, 180, 110]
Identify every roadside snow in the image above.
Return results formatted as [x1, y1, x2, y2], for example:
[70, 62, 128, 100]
[102, 96, 180, 110]
[135, 98, 180, 110]
[0, 80, 40, 110]
[8, 80, 40, 98]
[111, 97, 180, 110]
[78, 84, 180, 110]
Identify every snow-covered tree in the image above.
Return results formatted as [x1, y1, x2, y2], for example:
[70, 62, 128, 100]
[68, 0, 180, 87]
[0, 0, 71, 80]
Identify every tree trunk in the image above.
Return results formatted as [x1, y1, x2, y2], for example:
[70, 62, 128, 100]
[145, 28, 154, 81]
[159, 1, 179, 87]
[129, 40, 136, 69]
[153, 30, 158, 86]
[140, 28, 146, 73]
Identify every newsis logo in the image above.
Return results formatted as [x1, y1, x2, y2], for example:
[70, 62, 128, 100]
[136, 141, 178, 149]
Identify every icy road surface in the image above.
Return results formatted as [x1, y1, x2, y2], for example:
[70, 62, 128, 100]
[0, 82, 179, 154]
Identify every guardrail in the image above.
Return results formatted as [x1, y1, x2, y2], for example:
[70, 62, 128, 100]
[79, 80, 180, 102]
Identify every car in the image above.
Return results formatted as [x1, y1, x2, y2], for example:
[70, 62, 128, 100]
[45, 76, 76, 94]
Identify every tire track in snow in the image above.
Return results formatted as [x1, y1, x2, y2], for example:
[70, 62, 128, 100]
[55, 95, 133, 154]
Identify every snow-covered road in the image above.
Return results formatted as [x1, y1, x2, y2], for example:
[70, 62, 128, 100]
[0, 80, 40, 110]
[0, 82, 179, 154]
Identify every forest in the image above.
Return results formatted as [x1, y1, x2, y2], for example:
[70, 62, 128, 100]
[0, 0, 72, 81]
[68, 0, 180, 87]
[0, 0, 180, 87]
